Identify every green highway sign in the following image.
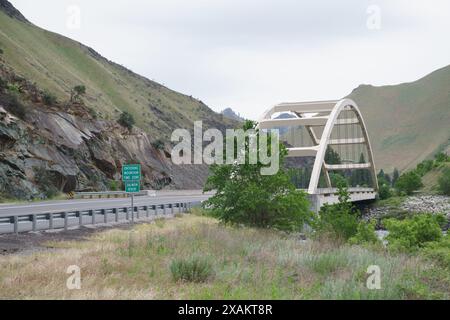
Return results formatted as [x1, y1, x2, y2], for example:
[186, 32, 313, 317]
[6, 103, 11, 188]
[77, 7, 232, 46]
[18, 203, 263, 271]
[125, 181, 140, 193]
[122, 164, 141, 181]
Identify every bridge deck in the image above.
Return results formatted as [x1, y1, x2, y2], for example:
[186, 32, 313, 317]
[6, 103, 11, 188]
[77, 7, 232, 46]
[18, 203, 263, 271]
[303, 188, 377, 213]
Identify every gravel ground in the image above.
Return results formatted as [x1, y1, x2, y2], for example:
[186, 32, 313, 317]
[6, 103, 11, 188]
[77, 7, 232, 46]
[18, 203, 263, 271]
[0, 215, 178, 256]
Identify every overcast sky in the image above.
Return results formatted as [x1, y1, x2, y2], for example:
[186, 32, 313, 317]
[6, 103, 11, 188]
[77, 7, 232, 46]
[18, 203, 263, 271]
[11, 0, 450, 119]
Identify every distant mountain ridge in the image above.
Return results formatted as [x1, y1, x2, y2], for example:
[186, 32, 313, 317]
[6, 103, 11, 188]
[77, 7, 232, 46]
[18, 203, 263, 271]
[347, 64, 450, 172]
[221, 108, 245, 122]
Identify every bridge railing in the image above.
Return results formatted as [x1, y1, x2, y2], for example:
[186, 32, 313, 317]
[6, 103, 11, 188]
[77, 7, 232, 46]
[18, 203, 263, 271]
[315, 187, 375, 195]
[0, 200, 203, 235]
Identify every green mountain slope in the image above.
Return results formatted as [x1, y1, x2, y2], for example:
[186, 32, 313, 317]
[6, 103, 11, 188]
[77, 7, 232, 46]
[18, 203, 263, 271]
[420, 162, 450, 194]
[0, 1, 239, 199]
[348, 65, 450, 172]
[0, 4, 235, 141]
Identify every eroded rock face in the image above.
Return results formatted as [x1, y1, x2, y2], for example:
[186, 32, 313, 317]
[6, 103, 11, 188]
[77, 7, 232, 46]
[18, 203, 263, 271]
[0, 97, 208, 200]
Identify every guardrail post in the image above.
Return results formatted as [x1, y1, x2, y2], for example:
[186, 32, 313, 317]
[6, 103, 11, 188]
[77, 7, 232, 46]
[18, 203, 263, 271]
[103, 209, 107, 223]
[171, 204, 174, 214]
[64, 212, 68, 231]
[146, 205, 149, 218]
[114, 208, 119, 222]
[136, 206, 140, 219]
[91, 210, 95, 225]
[163, 204, 167, 215]
[49, 213, 54, 229]
[78, 211, 83, 226]
[152, 205, 157, 215]
[32, 214, 37, 231]
[13, 216, 18, 234]
[125, 207, 129, 220]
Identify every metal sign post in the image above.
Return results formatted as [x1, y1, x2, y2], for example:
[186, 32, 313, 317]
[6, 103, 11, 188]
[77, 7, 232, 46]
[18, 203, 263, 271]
[122, 164, 141, 224]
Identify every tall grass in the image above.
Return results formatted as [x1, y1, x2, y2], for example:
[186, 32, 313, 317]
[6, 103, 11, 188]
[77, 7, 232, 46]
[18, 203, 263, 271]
[0, 215, 447, 299]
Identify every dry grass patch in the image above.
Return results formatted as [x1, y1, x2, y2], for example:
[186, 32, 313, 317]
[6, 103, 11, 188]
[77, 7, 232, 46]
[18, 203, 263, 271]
[0, 215, 447, 299]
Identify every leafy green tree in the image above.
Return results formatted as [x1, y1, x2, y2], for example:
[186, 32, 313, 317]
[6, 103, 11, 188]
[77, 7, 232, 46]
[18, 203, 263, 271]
[438, 168, 450, 195]
[325, 147, 341, 164]
[204, 121, 312, 231]
[351, 153, 371, 187]
[392, 168, 400, 186]
[377, 169, 392, 199]
[313, 184, 359, 240]
[118, 111, 135, 131]
[416, 160, 434, 176]
[349, 220, 380, 245]
[378, 183, 392, 200]
[395, 171, 423, 195]
[377, 169, 391, 186]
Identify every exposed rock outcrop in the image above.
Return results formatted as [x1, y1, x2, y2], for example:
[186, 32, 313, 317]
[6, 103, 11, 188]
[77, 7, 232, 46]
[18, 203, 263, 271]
[0, 67, 209, 200]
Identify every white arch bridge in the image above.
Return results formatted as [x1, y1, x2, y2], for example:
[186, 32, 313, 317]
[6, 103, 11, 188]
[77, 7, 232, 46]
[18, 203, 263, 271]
[259, 99, 378, 212]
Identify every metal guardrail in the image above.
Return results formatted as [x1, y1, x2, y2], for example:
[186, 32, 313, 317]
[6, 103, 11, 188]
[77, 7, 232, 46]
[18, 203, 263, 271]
[74, 190, 156, 199]
[0, 200, 202, 235]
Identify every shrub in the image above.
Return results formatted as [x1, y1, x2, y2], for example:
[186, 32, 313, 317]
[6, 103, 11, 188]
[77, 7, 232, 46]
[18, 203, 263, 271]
[204, 121, 312, 231]
[421, 233, 450, 269]
[0, 77, 6, 89]
[395, 171, 423, 195]
[305, 252, 348, 276]
[2, 93, 27, 119]
[73, 85, 86, 95]
[416, 160, 434, 176]
[71, 85, 86, 102]
[0, 48, 3, 55]
[43, 91, 57, 105]
[385, 214, 444, 252]
[435, 152, 449, 163]
[118, 111, 135, 130]
[438, 168, 450, 196]
[349, 220, 380, 245]
[34, 166, 60, 199]
[109, 180, 119, 191]
[152, 139, 165, 150]
[313, 186, 359, 241]
[170, 256, 214, 282]
[378, 183, 392, 200]
[7, 83, 20, 93]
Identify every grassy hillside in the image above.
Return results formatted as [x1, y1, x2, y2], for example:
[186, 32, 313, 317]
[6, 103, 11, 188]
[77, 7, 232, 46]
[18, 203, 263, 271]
[0, 7, 236, 141]
[348, 65, 450, 172]
[420, 162, 450, 194]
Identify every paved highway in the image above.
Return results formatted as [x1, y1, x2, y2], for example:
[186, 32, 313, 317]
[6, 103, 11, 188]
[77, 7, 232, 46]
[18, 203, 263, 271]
[0, 194, 211, 217]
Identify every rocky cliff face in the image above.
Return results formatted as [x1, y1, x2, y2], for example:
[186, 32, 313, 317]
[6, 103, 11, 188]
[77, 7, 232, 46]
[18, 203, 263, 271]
[0, 64, 208, 200]
[0, 0, 28, 23]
